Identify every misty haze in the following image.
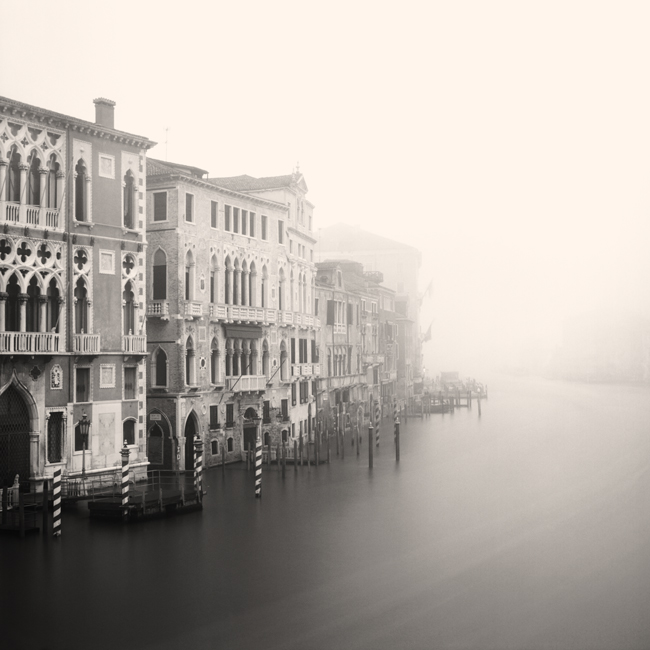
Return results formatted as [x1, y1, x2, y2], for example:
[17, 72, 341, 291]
[2, 2, 650, 650]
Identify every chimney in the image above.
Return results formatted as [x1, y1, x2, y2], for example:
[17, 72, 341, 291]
[93, 98, 116, 129]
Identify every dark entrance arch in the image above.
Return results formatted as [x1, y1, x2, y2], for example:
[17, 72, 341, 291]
[243, 407, 259, 454]
[184, 412, 198, 471]
[147, 414, 173, 471]
[0, 385, 31, 487]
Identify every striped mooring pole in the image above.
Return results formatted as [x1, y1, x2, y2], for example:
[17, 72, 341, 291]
[52, 468, 62, 537]
[194, 434, 203, 502]
[255, 434, 262, 498]
[393, 397, 398, 424]
[375, 400, 381, 447]
[120, 441, 130, 521]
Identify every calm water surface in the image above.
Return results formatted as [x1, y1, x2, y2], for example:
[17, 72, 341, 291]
[2, 375, 650, 650]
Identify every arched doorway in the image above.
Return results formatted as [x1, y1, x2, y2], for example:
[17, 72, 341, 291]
[0, 385, 31, 488]
[184, 412, 198, 471]
[147, 413, 173, 471]
[242, 407, 259, 454]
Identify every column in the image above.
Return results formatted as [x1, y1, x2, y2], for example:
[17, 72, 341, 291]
[0, 160, 7, 205]
[241, 270, 247, 307]
[19, 164, 28, 205]
[18, 293, 29, 333]
[235, 270, 241, 305]
[55, 171, 65, 211]
[0, 292, 7, 331]
[38, 295, 48, 333]
[226, 268, 233, 305]
[39, 169, 48, 207]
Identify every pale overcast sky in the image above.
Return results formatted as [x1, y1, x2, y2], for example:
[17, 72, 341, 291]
[2, 0, 650, 375]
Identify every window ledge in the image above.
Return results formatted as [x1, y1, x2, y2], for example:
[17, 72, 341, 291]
[73, 220, 94, 229]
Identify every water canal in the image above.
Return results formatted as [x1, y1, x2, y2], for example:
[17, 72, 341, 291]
[2, 375, 650, 649]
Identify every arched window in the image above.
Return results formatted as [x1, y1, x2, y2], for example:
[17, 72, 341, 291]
[185, 250, 194, 301]
[47, 155, 60, 209]
[225, 339, 233, 377]
[227, 437, 234, 452]
[261, 265, 267, 308]
[249, 261, 257, 307]
[224, 256, 232, 305]
[280, 341, 288, 381]
[26, 276, 40, 332]
[233, 259, 240, 306]
[123, 170, 135, 229]
[327, 350, 332, 377]
[278, 268, 285, 311]
[302, 273, 307, 314]
[210, 338, 220, 384]
[262, 340, 269, 377]
[123, 281, 135, 336]
[6, 147, 21, 203]
[250, 340, 258, 376]
[185, 336, 195, 385]
[210, 255, 218, 303]
[74, 277, 89, 334]
[264, 431, 271, 446]
[75, 159, 88, 221]
[153, 347, 167, 387]
[153, 249, 167, 300]
[290, 270, 295, 312]
[46, 278, 60, 333]
[281, 429, 288, 443]
[123, 419, 136, 446]
[232, 340, 240, 376]
[241, 260, 248, 307]
[5, 273, 20, 331]
[27, 153, 41, 206]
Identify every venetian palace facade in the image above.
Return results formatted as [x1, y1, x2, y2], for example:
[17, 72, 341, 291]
[145, 162, 321, 471]
[0, 96, 154, 491]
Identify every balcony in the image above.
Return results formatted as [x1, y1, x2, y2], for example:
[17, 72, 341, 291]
[122, 334, 146, 353]
[0, 331, 61, 353]
[280, 311, 294, 325]
[363, 353, 385, 366]
[183, 301, 203, 319]
[73, 333, 100, 354]
[1, 202, 61, 230]
[227, 305, 265, 322]
[147, 301, 169, 319]
[290, 363, 321, 377]
[226, 375, 267, 392]
[209, 303, 227, 321]
[313, 363, 321, 376]
[328, 374, 362, 389]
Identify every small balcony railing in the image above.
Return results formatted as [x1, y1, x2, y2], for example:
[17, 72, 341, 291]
[0, 331, 61, 353]
[264, 308, 277, 323]
[1, 202, 61, 230]
[183, 301, 203, 318]
[122, 334, 146, 353]
[73, 333, 100, 354]
[280, 311, 294, 325]
[227, 305, 264, 322]
[147, 301, 169, 318]
[210, 303, 227, 321]
[226, 375, 267, 392]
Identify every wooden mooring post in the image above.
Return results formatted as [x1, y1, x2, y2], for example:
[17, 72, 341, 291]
[42, 479, 49, 538]
[294, 440, 298, 470]
[222, 444, 226, 476]
[395, 419, 400, 462]
[368, 424, 374, 469]
[282, 442, 286, 478]
[478, 395, 482, 416]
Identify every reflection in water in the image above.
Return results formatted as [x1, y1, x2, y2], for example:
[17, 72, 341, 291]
[2, 376, 650, 650]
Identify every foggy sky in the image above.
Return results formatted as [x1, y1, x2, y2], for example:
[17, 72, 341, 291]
[2, 0, 649, 376]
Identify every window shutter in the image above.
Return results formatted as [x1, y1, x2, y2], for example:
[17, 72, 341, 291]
[326, 300, 335, 325]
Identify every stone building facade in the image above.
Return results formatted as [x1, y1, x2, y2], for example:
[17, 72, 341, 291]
[145, 162, 320, 470]
[0, 95, 154, 491]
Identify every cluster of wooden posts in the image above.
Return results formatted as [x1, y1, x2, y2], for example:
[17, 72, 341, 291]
[418, 386, 488, 416]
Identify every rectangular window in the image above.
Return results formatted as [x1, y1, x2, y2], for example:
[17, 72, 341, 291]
[241, 210, 247, 235]
[75, 368, 90, 403]
[314, 298, 319, 316]
[291, 338, 296, 364]
[278, 219, 284, 244]
[153, 192, 167, 221]
[211, 201, 218, 228]
[210, 405, 219, 429]
[124, 367, 137, 400]
[291, 383, 297, 406]
[250, 212, 256, 237]
[281, 398, 289, 420]
[185, 193, 194, 222]
[47, 411, 64, 463]
[224, 205, 231, 231]
[261, 215, 268, 240]
[233, 207, 239, 233]
[226, 404, 235, 428]
[263, 400, 271, 424]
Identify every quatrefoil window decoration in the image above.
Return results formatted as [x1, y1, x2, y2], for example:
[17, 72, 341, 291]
[122, 254, 135, 276]
[0, 239, 12, 261]
[74, 248, 89, 271]
[37, 244, 52, 265]
[16, 241, 33, 263]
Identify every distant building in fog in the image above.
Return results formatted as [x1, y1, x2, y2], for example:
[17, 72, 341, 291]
[317, 223, 422, 403]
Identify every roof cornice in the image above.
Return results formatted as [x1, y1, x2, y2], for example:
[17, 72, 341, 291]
[0, 95, 156, 150]
[287, 225, 318, 244]
[148, 172, 290, 210]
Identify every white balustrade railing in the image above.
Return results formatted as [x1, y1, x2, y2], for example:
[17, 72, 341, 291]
[210, 303, 227, 320]
[122, 334, 146, 353]
[1, 202, 61, 229]
[0, 331, 61, 353]
[226, 375, 267, 392]
[73, 333, 100, 354]
[147, 300, 169, 318]
[183, 301, 203, 317]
